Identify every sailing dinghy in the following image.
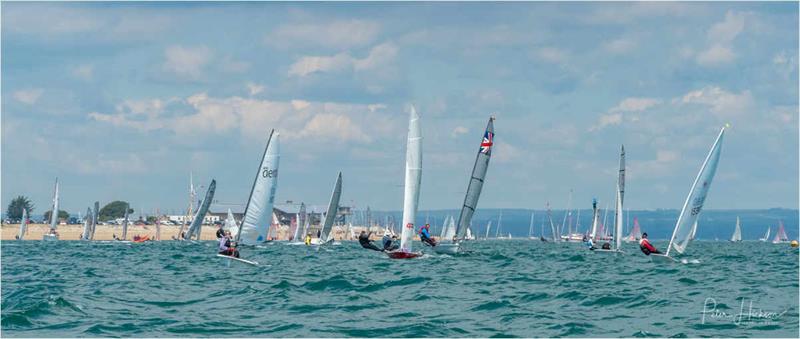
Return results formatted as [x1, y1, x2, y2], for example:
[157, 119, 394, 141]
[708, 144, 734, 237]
[43, 179, 60, 241]
[593, 145, 625, 254]
[759, 227, 771, 242]
[651, 126, 726, 264]
[433, 117, 495, 255]
[81, 207, 93, 241]
[237, 130, 280, 246]
[183, 179, 216, 241]
[311, 172, 343, 247]
[730, 216, 742, 242]
[772, 221, 789, 244]
[388, 107, 424, 259]
[17, 209, 28, 240]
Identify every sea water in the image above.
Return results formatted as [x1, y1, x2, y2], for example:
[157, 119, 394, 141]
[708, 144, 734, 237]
[2, 240, 798, 337]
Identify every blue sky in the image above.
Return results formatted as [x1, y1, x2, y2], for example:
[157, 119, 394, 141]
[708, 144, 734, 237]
[2, 2, 798, 215]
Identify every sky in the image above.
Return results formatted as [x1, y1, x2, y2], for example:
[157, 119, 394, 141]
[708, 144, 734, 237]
[2, 2, 798, 216]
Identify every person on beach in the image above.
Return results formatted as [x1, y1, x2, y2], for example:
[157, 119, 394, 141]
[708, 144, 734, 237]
[218, 231, 239, 258]
[639, 232, 660, 255]
[358, 231, 383, 251]
[215, 224, 225, 239]
[419, 224, 436, 247]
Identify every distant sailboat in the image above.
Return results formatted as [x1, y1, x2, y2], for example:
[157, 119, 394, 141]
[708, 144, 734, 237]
[81, 207, 93, 241]
[43, 178, 60, 241]
[772, 221, 789, 244]
[465, 227, 475, 240]
[17, 208, 28, 240]
[625, 217, 642, 242]
[484, 220, 492, 239]
[90, 202, 99, 240]
[183, 179, 216, 241]
[388, 106, 423, 259]
[120, 204, 130, 241]
[547, 202, 558, 242]
[433, 116, 495, 254]
[528, 212, 535, 239]
[652, 126, 726, 263]
[313, 172, 342, 246]
[593, 182, 624, 254]
[759, 226, 771, 242]
[238, 130, 280, 246]
[730, 216, 742, 242]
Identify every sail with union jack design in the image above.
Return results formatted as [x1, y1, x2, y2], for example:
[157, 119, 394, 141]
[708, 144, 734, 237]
[454, 117, 495, 240]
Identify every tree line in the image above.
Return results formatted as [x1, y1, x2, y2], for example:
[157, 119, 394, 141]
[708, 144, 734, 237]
[6, 196, 135, 222]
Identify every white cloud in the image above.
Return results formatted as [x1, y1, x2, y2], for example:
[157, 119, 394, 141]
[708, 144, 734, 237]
[676, 86, 753, 118]
[266, 20, 380, 49]
[451, 126, 469, 138]
[162, 45, 212, 80]
[696, 44, 735, 66]
[13, 89, 43, 105]
[603, 37, 636, 55]
[288, 42, 398, 77]
[696, 11, 748, 67]
[72, 64, 94, 81]
[610, 97, 661, 113]
[590, 112, 623, 131]
[534, 47, 569, 64]
[246, 82, 265, 96]
[89, 93, 392, 146]
[591, 97, 661, 131]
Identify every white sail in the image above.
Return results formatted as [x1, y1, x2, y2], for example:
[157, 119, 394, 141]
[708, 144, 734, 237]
[761, 227, 771, 242]
[730, 216, 742, 242]
[90, 202, 99, 240]
[120, 203, 130, 240]
[18, 208, 27, 240]
[590, 199, 598, 241]
[439, 215, 449, 238]
[443, 215, 456, 240]
[319, 172, 343, 243]
[49, 178, 60, 230]
[614, 183, 623, 250]
[485, 220, 492, 239]
[399, 107, 422, 252]
[666, 126, 726, 256]
[528, 212, 535, 238]
[81, 207, 92, 240]
[184, 179, 216, 240]
[495, 211, 503, 238]
[224, 208, 238, 233]
[238, 130, 281, 245]
[466, 227, 474, 240]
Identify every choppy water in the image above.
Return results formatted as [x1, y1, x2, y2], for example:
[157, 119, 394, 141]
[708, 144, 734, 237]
[2, 240, 798, 337]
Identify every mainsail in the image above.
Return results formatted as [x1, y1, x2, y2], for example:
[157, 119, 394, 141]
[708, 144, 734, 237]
[761, 227, 771, 242]
[528, 212, 535, 238]
[183, 179, 216, 240]
[547, 202, 558, 242]
[91, 201, 99, 240]
[730, 216, 742, 242]
[18, 209, 28, 240]
[626, 217, 642, 242]
[666, 126, 726, 256]
[772, 221, 789, 243]
[453, 117, 495, 240]
[613, 183, 623, 250]
[399, 107, 422, 252]
[590, 198, 599, 241]
[238, 130, 281, 245]
[49, 178, 60, 231]
[319, 172, 343, 243]
[81, 207, 93, 240]
[121, 203, 130, 240]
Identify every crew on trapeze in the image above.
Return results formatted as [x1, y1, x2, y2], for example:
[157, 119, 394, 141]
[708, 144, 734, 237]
[359, 230, 383, 251]
[419, 224, 436, 247]
[638, 232, 660, 255]
[382, 233, 399, 251]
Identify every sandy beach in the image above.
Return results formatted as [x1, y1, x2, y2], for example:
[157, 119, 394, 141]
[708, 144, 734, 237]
[1, 223, 398, 241]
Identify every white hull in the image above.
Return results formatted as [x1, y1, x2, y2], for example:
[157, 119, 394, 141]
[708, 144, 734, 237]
[432, 242, 462, 254]
[217, 254, 259, 266]
[42, 234, 59, 241]
[591, 249, 625, 255]
[649, 253, 678, 263]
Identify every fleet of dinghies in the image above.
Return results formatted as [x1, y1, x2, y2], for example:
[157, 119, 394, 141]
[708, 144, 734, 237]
[33, 116, 799, 265]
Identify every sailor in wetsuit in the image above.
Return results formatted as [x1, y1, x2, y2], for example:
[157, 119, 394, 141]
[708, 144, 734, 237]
[419, 224, 436, 247]
[383, 234, 400, 251]
[358, 231, 383, 251]
[215, 224, 225, 239]
[639, 232, 660, 255]
[218, 231, 240, 258]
